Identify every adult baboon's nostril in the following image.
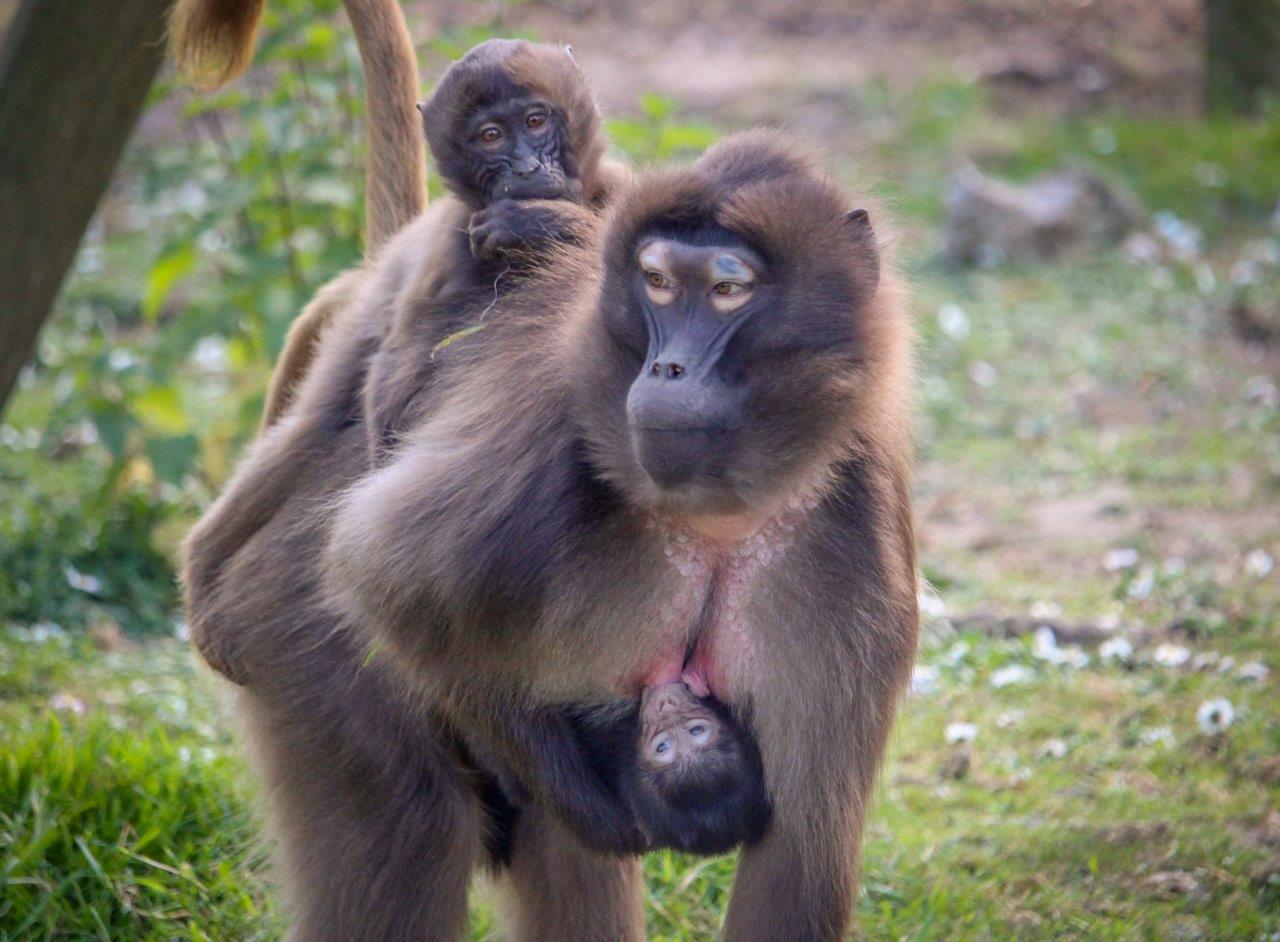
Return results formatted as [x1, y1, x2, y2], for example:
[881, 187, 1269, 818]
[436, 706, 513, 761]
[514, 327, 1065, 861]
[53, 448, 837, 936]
[666, 363, 684, 379]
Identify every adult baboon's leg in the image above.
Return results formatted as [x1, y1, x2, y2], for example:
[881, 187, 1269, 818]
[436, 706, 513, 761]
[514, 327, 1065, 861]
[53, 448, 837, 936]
[239, 681, 482, 942]
[499, 802, 645, 942]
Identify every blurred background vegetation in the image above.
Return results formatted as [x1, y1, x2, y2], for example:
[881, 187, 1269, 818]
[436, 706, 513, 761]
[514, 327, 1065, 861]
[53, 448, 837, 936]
[1, 0, 1279, 939]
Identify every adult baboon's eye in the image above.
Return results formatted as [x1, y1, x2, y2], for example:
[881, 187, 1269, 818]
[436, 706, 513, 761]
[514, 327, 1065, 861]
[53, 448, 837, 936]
[525, 111, 548, 129]
[712, 281, 748, 297]
[646, 271, 673, 290]
[479, 126, 503, 144]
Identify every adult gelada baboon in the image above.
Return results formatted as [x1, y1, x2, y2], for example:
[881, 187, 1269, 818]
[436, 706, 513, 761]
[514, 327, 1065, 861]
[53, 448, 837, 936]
[178, 8, 917, 930]
[189, 128, 916, 937]
[321, 130, 919, 940]
[182, 18, 773, 880]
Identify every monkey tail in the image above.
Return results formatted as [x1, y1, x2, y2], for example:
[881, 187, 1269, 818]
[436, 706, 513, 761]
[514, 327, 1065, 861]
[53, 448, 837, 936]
[169, 0, 426, 251]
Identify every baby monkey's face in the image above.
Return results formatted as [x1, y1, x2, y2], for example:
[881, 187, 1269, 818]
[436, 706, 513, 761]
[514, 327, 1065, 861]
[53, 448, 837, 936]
[639, 682, 724, 770]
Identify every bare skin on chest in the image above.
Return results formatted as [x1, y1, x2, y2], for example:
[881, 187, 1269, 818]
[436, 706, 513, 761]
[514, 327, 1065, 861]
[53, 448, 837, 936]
[635, 493, 820, 699]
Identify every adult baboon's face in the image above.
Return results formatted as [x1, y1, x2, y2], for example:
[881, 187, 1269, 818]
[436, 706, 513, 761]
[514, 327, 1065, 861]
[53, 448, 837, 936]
[623, 235, 765, 496]
[596, 200, 878, 518]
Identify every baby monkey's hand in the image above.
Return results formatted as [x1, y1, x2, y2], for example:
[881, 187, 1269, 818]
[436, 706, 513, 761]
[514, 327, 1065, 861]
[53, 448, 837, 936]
[468, 198, 592, 261]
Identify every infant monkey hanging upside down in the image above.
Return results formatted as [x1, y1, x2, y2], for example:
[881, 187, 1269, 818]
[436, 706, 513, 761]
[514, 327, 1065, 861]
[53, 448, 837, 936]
[572, 671, 771, 855]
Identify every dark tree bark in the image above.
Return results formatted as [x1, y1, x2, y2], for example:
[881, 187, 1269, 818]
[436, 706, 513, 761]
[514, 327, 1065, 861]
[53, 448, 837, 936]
[0, 0, 172, 410]
[1204, 0, 1280, 114]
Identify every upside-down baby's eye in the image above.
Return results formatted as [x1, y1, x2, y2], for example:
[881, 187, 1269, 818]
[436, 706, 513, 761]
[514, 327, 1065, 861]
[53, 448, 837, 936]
[654, 736, 672, 755]
[479, 126, 503, 144]
[646, 271, 673, 290]
[688, 723, 709, 739]
[525, 111, 548, 129]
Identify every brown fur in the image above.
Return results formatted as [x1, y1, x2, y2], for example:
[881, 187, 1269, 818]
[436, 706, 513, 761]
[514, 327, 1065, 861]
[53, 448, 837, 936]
[186, 128, 916, 939]
[184, 228, 649, 935]
[321, 130, 918, 939]
[259, 270, 363, 431]
[260, 40, 629, 432]
[169, 0, 266, 90]
[362, 40, 626, 455]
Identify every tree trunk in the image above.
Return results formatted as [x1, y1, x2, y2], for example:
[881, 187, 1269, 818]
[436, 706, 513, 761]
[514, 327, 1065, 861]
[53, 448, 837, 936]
[0, 0, 172, 410]
[1204, 0, 1280, 114]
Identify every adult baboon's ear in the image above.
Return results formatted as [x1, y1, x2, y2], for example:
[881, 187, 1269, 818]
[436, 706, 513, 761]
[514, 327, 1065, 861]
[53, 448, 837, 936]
[844, 208, 880, 295]
[415, 101, 428, 118]
[844, 208, 871, 230]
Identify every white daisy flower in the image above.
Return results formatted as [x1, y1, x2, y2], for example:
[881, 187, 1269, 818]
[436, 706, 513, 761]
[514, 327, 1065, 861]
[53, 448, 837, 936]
[1031, 625, 1058, 659]
[1191, 651, 1221, 671]
[1244, 548, 1274, 578]
[936, 303, 970, 340]
[1040, 738, 1068, 759]
[1099, 637, 1134, 664]
[1152, 643, 1191, 668]
[1139, 726, 1175, 747]
[1103, 547, 1140, 571]
[942, 641, 969, 666]
[910, 664, 940, 696]
[1196, 698, 1235, 734]
[1239, 661, 1270, 682]
[50, 692, 86, 715]
[990, 664, 1034, 688]
[995, 710, 1024, 729]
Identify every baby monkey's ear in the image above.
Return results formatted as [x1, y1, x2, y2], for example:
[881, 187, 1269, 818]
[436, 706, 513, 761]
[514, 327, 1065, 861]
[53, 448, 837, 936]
[564, 45, 579, 67]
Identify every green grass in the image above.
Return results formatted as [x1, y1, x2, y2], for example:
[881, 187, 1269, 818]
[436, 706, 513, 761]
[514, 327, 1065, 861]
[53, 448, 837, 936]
[4, 34, 1280, 942]
[0, 636, 273, 940]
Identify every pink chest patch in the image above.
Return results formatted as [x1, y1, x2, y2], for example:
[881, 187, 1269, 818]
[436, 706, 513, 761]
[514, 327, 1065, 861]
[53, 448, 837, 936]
[636, 493, 819, 698]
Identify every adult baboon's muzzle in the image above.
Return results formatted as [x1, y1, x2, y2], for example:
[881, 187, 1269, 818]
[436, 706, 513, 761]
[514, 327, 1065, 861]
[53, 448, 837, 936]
[625, 329, 743, 488]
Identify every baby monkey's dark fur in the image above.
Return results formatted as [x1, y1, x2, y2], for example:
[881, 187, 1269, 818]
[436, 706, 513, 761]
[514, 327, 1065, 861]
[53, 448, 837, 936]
[468, 688, 769, 867]
[263, 39, 628, 437]
[581, 686, 771, 855]
[361, 38, 630, 457]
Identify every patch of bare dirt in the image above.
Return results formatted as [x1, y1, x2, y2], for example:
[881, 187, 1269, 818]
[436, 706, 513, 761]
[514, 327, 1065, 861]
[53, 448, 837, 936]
[412, 0, 1203, 140]
[918, 477, 1136, 558]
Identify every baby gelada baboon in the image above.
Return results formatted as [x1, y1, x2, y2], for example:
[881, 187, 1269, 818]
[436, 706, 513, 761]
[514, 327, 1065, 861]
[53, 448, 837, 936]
[618, 679, 770, 853]
[472, 674, 769, 864]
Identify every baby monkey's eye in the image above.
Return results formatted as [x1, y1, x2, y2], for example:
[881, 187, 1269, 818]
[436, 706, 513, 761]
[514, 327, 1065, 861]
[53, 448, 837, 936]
[525, 111, 548, 129]
[687, 723, 709, 739]
[711, 281, 748, 297]
[478, 126, 503, 145]
[654, 736, 672, 755]
[646, 271, 673, 290]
